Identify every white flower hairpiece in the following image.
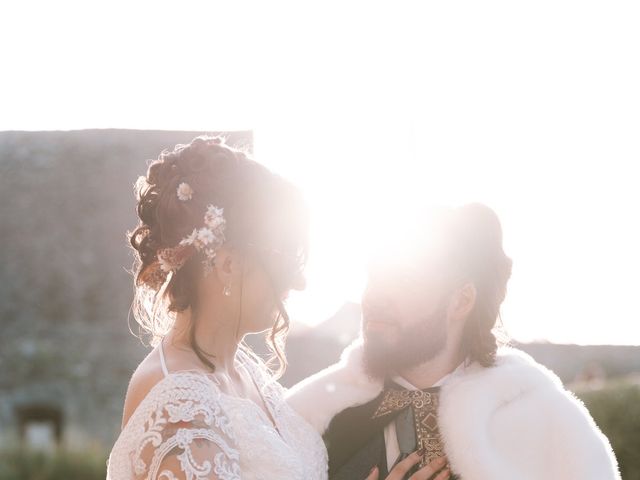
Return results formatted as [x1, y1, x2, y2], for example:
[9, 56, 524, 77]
[157, 204, 226, 275]
[176, 182, 193, 201]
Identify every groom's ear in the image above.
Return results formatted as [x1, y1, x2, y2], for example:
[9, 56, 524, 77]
[448, 281, 477, 324]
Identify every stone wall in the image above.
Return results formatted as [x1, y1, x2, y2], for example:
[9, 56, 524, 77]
[0, 129, 251, 449]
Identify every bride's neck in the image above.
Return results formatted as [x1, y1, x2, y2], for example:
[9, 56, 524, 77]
[165, 307, 241, 374]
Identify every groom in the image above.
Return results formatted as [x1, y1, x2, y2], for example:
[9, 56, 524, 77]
[287, 203, 621, 480]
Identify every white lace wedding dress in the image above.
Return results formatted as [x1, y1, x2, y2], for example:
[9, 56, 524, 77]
[106, 342, 328, 479]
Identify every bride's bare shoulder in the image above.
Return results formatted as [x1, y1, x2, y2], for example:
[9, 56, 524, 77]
[121, 347, 166, 430]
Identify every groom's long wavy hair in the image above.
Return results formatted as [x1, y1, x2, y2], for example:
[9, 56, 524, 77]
[445, 203, 513, 367]
[127, 135, 308, 378]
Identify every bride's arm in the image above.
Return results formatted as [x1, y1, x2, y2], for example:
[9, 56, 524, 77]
[126, 375, 241, 480]
[139, 420, 240, 480]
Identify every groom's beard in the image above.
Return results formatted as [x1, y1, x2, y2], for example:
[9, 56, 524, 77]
[362, 300, 448, 379]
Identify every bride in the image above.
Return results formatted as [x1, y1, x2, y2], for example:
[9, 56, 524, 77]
[106, 136, 447, 479]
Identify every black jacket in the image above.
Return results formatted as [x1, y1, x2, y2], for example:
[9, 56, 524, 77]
[323, 390, 400, 479]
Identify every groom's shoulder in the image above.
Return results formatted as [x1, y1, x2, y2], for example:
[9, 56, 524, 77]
[451, 344, 566, 390]
[443, 344, 586, 420]
[493, 345, 567, 394]
[450, 346, 620, 474]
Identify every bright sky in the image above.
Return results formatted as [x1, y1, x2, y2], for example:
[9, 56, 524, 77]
[2, 1, 639, 345]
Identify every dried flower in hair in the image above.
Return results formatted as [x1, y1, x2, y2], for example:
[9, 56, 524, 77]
[157, 245, 192, 273]
[196, 227, 215, 246]
[176, 182, 194, 201]
[205, 205, 225, 229]
[156, 204, 226, 275]
[179, 229, 198, 247]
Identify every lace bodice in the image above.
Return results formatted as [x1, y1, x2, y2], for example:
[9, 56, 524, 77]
[106, 348, 328, 479]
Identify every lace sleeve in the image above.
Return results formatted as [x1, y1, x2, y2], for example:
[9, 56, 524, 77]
[130, 373, 241, 480]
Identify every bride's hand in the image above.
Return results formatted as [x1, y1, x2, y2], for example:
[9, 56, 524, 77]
[365, 451, 450, 480]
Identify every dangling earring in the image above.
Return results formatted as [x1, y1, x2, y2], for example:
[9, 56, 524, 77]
[223, 284, 232, 297]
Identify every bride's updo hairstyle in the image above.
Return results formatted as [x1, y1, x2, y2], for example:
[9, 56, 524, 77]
[128, 135, 308, 376]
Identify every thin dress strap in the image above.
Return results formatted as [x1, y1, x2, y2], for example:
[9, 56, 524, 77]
[158, 337, 169, 377]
